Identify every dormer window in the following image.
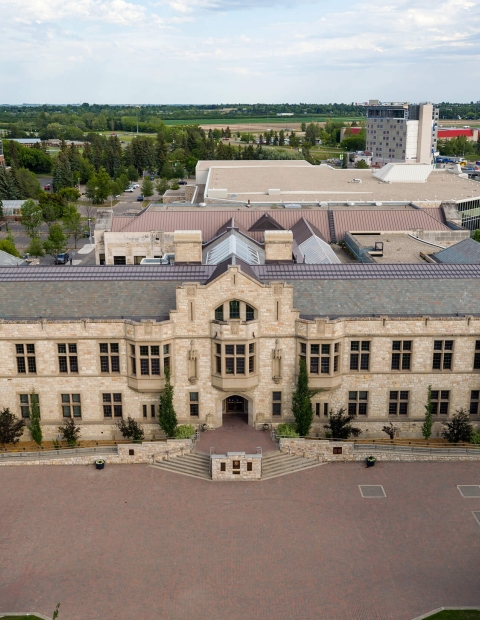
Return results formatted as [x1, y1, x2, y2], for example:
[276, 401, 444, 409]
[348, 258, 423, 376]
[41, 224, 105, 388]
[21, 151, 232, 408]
[214, 301, 257, 322]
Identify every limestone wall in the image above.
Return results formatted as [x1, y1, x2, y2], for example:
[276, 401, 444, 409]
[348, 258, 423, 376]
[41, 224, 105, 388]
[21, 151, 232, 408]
[211, 452, 262, 480]
[0, 440, 192, 467]
[279, 438, 480, 462]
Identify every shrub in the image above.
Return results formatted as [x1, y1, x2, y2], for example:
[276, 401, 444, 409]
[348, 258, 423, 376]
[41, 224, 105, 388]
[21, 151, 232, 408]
[324, 407, 362, 440]
[471, 429, 480, 444]
[25, 237, 44, 257]
[175, 424, 196, 438]
[0, 407, 26, 446]
[116, 416, 145, 442]
[382, 422, 398, 440]
[442, 408, 473, 443]
[58, 418, 81, 446]
[275, 423, 299, 438]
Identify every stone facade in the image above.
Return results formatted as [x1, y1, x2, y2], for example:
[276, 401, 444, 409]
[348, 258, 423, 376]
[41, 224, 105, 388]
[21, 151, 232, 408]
[96, 229, 175, 265]
[211, 452, 262, 480]
[1, 264, 480, 442]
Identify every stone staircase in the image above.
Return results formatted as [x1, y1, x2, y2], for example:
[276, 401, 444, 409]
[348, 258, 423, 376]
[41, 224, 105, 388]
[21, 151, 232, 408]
[261, 452, 324, 480]
[151, 452, 211, 481]
[151, 450, 323, 481]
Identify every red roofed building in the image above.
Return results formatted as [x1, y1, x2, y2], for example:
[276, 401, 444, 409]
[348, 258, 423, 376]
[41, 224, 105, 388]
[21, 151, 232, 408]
[340, 126, 363, 141]
[437, 128, 478, 141]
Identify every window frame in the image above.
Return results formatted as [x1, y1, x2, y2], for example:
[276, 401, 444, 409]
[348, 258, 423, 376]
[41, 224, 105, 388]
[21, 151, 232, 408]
[19, 392, 40, 419]
[388, 390, 409, 417]
[430, 389, 450, 416]
[470, 390, 480, 417]
[272, 391, 282, 417]
[189, 392, 199, 417]
[298, 341, 341, 376]
[213, 300, 257, 322]
[61, 393, 82, 418]
[102, 393, 123, 419]
[474, 341, 480, 371]
[57, 342, 79, 375]
[391, 341, 412, 372]
[432, 340, 454, 372]
[349, 340, 370, 372]
[213, 340, 257, 378]
[15, 343, 37, 375]
[348, 391, 369, 417]
[99, 342, 121, 375]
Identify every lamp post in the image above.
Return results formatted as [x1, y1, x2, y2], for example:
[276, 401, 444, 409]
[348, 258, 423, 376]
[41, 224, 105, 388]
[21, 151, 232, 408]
[88, 218, 92, 245]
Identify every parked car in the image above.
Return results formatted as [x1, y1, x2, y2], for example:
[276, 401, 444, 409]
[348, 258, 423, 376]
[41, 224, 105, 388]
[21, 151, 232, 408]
[55, 252, 70, 265]
[125, 187, 134, 192]
[137, 195, 144, 202]
[149, 176, 155, 180]
[131, 183, 139, 189]
[43, 184, 51, 190]
[178, 180, 187, 185]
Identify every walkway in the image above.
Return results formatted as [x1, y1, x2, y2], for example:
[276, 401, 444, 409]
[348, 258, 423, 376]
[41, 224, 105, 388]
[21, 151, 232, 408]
[194, 414, 277, 455]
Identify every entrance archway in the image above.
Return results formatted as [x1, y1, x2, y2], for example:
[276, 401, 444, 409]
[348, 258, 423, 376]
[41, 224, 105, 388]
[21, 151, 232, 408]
[222, 395, 248, 426]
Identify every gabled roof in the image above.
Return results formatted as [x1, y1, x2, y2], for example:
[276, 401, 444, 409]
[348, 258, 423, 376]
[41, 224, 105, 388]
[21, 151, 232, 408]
[291, 218, 340, 265]
[248, 213, 285, 232]
[204, 256, 261, 285]
[0, 250, 27, 266]
[203, 228, 264, 265]
[213, 216, 251, 239]
[432, 238, 480, 264]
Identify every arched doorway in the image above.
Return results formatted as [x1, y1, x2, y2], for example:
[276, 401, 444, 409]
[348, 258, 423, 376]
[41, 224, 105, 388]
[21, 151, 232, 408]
[223, 395, 248, 426]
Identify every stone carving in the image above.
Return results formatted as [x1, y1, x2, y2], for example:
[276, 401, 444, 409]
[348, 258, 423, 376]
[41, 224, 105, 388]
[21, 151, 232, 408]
[186, 286, 196, 297]
[273, 285, 283, 296]
[230, 322, 240, 335]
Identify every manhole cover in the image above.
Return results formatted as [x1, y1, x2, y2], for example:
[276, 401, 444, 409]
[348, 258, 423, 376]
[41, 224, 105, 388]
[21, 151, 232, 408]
[473, 512, 480, 525]
[359, 485, 386, 498]
[457, 485, 480, 498]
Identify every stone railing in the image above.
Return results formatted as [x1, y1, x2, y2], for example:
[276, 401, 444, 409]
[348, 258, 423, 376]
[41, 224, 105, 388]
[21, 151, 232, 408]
[279, 438, 480, 462]
[0, 440, 193, 467]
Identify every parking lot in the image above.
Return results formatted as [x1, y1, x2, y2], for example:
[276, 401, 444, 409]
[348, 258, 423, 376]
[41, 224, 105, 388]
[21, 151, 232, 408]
[1, 461, 479, 620]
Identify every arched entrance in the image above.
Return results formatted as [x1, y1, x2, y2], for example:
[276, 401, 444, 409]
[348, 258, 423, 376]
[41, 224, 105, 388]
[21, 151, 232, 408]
[222, 395, 248, 426]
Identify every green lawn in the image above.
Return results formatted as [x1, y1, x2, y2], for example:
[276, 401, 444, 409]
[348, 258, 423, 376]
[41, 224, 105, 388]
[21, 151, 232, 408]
[161, 116, 364, 126]
[427, 611, 480, 619]
[0, 616, 45, 619]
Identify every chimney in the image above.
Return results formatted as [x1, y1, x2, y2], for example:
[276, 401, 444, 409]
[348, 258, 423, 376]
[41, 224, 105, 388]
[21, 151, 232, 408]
[264, 230, 293, 263]
[173, 230, 202, 264]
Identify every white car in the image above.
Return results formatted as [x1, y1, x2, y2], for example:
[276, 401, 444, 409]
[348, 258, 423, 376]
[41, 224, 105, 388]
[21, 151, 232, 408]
[125, 187, 134, 192]
[131, 183, 140, 189]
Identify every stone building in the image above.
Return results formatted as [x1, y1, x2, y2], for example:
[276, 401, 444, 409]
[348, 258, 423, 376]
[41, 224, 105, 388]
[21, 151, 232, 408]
[1, 260, 480, 442]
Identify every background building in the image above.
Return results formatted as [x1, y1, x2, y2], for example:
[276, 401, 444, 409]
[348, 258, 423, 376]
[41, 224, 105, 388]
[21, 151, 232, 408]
[366, 103, 439, 166]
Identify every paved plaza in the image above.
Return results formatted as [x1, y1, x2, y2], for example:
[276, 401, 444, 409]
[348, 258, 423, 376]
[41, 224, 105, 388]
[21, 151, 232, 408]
[1, 461, 480, 620]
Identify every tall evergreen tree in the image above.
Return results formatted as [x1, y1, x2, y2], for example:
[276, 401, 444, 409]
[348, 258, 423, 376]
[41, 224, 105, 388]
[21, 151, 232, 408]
[422, 385, 434, 440]
[29, 389, 42, 446]
[52, 151, 73, 193]
[158, 366, 177, 437]
[292, 359, 316, 436]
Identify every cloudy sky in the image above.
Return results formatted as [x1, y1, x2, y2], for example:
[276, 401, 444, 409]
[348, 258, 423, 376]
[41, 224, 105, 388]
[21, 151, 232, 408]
[1, 0, 479, 104]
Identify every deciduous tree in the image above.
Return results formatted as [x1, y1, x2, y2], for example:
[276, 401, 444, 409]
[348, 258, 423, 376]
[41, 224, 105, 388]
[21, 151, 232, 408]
[324, 408, 362, 440]
[20, 198, 43, 239]
[0, 408, 25, 447]
[442, 409, 473, 443]
[44, 223, 68, 258]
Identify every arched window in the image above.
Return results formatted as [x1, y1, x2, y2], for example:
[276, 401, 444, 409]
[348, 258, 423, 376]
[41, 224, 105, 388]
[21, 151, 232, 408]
[214, 301, 257, 322]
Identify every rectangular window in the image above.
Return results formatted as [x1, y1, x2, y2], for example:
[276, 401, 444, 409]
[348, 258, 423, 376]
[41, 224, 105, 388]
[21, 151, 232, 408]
[389, 391, 409, 416]
[350, 341, 370, 372]
[470, 390, 479, 416]
[151, 404, 156, 418]
[57, 343, 78, 374]
[299, 342, 306, 365]
[143, 404, 147, 418]
[430, 390, 449, 415]
[61, 393, 81, 418]
[215, 305, 224, 321]
[220, 342, 253, 376]
[190, 392, 199, 417]
[16, 343, 36, 375]
[19, 392, 40, 419]
[348, 391, 368, 416]
[229, 300, 240, 319]
[113, 256, 126, 265]
[272, 391, 282, 416]
[99, 343, 120, 374]
[391, 341, 411, 371]
[432, 340, 453, 371]
[474, 341, 480, 370]
[103, 393, 122, 418]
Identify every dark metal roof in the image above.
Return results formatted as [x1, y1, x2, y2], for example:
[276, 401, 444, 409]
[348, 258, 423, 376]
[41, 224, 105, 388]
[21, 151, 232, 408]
[432, 238, 480, 265]
[252, 263, 480, 279]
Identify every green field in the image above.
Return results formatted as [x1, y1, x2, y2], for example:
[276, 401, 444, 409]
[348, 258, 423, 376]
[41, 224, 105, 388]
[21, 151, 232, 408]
[160, 116, 364, 126]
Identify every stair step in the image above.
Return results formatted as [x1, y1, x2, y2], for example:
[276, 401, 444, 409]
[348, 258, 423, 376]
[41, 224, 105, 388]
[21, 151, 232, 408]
[151, 454, 211, 480]
[261, 454, 324, 480]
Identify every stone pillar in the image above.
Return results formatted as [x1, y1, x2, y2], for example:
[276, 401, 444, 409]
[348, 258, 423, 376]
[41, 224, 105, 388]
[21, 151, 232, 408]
[173, 230, 202, 264]
[264, 230, 293, 263]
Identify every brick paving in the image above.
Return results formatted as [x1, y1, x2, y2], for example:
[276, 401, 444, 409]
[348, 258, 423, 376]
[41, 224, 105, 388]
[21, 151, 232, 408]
[1, 462, 480, 620]
[195, 413, 277, 455]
